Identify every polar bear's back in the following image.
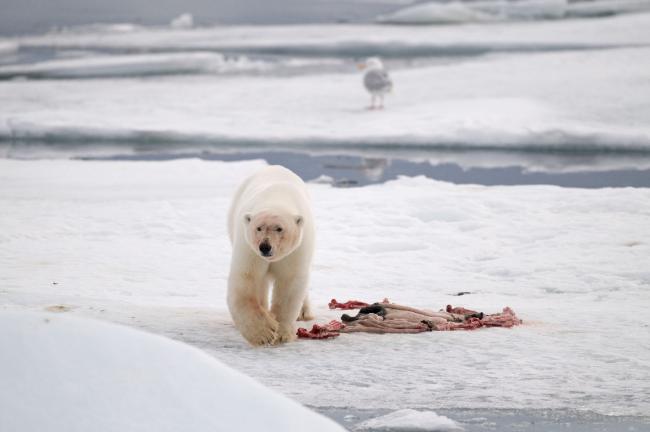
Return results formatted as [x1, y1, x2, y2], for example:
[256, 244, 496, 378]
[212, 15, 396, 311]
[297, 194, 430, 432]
[247, 165, 304, 190]
[228, 165, 311, 242]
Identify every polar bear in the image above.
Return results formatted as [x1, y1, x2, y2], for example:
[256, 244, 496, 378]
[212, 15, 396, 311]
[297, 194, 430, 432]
[227, 165, 315, 346]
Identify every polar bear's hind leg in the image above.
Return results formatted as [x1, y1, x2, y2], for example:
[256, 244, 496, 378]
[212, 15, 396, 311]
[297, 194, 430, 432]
[298, 295, 315, 321]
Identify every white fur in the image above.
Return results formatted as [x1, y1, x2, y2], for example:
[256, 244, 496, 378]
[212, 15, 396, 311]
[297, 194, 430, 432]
[227, 165, 315, 346]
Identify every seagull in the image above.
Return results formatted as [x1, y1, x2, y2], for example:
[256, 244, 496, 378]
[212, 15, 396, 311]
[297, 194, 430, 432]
[358, 57, 393, 110]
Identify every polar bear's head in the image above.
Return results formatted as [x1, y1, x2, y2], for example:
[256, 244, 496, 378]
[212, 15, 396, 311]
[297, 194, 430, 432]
[244, 210, 304, 262]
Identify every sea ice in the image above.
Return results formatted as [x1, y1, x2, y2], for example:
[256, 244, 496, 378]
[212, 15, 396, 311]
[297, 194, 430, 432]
[1, 45, 648, 150]
[377, 0, 650, 24]
[1, 159, 648, 417]
[5, 10, 649, 54]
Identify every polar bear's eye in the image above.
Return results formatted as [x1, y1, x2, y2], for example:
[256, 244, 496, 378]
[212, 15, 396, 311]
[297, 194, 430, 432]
[256, 227, 262, 232]
[276, 227, 283, 233]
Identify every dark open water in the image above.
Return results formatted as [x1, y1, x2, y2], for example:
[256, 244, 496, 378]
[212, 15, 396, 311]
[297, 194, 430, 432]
[76, 148, 650, 188]
[3, 140, 649, 188]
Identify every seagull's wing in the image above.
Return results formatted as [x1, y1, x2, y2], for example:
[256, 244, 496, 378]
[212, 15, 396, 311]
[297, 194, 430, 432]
[364, 69, 393, 94]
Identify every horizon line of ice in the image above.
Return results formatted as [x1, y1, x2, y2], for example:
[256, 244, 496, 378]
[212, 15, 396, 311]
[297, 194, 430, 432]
[2, 125, 650, 154]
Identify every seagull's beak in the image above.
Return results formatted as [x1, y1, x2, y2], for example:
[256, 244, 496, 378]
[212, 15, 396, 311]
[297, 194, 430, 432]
[357, 63, 366, 70]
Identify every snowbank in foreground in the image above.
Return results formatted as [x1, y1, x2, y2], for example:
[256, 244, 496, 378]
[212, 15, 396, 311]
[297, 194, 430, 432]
[1, 46, 648, 151]
[0, 311, 344, 432]
[378, 0, 650, 24]
[1, 159, 649, 417]
[355, 409, 463, 431]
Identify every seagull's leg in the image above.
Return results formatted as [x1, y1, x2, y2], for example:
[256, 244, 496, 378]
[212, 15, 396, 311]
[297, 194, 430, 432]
[379, 95, 385, 110]
[368, 95, 376, 110]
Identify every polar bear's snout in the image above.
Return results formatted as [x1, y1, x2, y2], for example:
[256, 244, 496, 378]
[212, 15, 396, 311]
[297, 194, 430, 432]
[259, 240, 273, 257]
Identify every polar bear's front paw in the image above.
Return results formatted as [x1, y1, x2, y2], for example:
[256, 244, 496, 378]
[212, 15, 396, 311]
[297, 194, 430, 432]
[241, 316, 279, 347]
[272, 323, 296, 345]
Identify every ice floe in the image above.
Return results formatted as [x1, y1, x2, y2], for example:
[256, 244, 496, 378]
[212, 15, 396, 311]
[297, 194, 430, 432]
[5, 10, 650, 57]
[378, 0, 650, 24]
[1, 46, 648, 151]
[1, 159, 649, 417]
[354, 409, 463, 431]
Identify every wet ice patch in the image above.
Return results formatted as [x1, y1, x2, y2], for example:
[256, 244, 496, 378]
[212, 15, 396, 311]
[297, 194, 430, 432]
[355, 409, 463, 431]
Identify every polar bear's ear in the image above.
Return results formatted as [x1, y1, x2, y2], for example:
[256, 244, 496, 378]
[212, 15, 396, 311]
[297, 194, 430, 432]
[244, 214, 252, 224]
[295, 216, 303, 226]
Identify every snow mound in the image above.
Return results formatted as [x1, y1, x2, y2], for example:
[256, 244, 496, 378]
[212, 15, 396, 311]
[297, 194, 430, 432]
[355, 409, 463, 431]
[0, 311, 344, 432]
[378, 0, 650, 24]
[171, 13, 194, 29]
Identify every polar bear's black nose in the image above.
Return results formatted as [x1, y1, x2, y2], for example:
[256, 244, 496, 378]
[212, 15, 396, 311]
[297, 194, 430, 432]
[259, 242, 272, 256]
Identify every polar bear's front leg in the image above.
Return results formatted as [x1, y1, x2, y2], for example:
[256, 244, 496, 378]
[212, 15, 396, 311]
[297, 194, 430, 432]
[270, 273, 309, 344]
[228, 267, 278, 346]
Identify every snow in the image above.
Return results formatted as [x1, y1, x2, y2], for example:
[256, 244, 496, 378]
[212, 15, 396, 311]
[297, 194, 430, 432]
[1, 158, 649, 419]
[0, 310, 345, 432]
[354, 409, 462, 431]
[378, 0, 650, 24]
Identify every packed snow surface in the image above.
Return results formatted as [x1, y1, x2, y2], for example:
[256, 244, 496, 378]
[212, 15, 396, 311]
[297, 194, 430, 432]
[1, 159, 649, 418]
[0, 311, 345, 432]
